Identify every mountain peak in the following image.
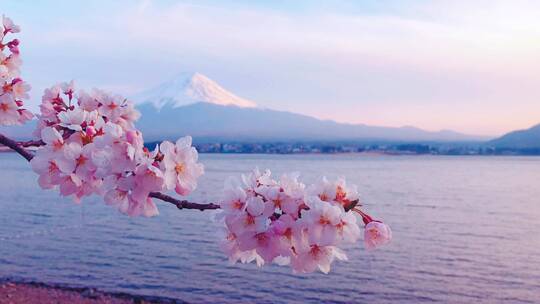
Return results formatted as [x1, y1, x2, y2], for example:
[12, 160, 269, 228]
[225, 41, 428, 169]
[134, 72, 257, 109]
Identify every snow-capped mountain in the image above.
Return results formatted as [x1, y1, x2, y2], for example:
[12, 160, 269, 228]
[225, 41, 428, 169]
[134, 72, 257, 109]
[0, 72, 490, 143]
[131, 72, 489, 142]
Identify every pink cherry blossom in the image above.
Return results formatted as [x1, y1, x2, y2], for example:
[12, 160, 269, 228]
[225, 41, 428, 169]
[103, 175, 133, 213]
[2, 15, 20, 34]
[241, 168, 274, 193]
[227, 201, 269, 234]
[17, 108, 33, 124]
[58, 173, 83, 197]
[78, 90, 99, 111]
[61, 80, 75, 100]
[300, 197, 342, 246]
[10, 79, 31, 99]
[58, 108, 86, 131]
[160, 136, 204, 195]
[131, 159, 165, 202]
[237, 230, 279, 264]
[337, 211, 361, 244]
[98, 93, 124, 120]
[0, 17, 31, 126]
[64, 142, 97, 179]
[0, 94, 18, 125]
[7, 38, 19, 54]
[219, 230, 262, 265]
[115, 103, 140, 129]
[364, 221, 392, 250]
[4, 54, 21, 78]
[263, 185, 303, 218]
[30, 154, 63, 189]
[334, 178, 360, 208]
[41, 127, 65, 152]
[127, 196, 160, 218]
[0, 64, 8, 79]
[308, 176, 359, 210]
[271, 214, 302, 256]
[220, 178, 248, 212]
[291, 245, 347, 274]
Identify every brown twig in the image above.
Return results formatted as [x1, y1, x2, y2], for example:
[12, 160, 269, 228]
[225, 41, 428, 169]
[0, 132, 221, 211]
[149, 192, 220, 211]
[18, 139, 45, 147]
[0, 133, 35, 162]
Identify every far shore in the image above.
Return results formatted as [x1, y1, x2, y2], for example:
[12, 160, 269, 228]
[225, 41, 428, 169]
[1, 147, 540, 157]
[0, 280, 185, 304]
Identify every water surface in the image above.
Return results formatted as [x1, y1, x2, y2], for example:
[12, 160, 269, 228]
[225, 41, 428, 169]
[1, 153, 539, 303]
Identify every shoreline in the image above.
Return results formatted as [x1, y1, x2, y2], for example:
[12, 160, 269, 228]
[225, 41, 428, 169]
[0, 279, 187, 304]
[2, 147, 540, 157]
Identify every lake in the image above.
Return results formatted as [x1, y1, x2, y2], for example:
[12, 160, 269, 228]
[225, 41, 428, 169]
[1, 153, 539, 303]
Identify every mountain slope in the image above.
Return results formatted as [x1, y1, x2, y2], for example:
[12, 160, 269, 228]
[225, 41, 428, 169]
[132, 72, 488, 142]
[488, 124, 540, 148]
[134, 72, 256, 109]
[136, 102, 488, 142]
[0, 103, 488, 143]
[1, 73, 490, 143]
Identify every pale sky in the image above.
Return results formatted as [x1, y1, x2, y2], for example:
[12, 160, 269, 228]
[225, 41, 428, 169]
[3, 0, 540, 136]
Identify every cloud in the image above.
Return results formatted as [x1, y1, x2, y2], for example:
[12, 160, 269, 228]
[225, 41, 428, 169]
[7, 0, 540, 134]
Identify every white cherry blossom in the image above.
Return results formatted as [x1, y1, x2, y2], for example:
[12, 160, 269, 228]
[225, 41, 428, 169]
[58, 108, 86, 131]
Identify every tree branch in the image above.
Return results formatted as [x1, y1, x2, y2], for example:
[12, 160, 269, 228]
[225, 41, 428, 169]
[0, 132, 221, 211]
[149, 192, 220, 210]
[18, 139, 45, 147]
[0, 132, 35, 162]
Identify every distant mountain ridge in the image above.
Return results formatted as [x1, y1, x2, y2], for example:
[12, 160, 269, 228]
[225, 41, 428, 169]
[0, 73, 491, 143]
[135, 102, 489, 142]
[133, 72, 489, 142]
[488, 124, 540, 148]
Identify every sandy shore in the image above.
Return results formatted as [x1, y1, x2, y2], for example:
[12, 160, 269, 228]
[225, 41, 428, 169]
[0, 281, 182, 304]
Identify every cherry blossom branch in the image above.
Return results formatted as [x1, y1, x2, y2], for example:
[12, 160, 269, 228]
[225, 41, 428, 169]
[0, 132, 35, 161]
[18, 139, 45, 147]
[0, 15, 394, 274]
[148, 192, 220, 210]
[0, 132, 221, 211]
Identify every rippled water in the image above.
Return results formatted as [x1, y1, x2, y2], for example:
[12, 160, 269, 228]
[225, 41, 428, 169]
[1, 153, 540, 303]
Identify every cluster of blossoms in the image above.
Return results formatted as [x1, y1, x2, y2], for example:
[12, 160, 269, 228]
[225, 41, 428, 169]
[219, 169, 391, 273]
[30, 82, 204, 216]
[0, 16, 32, 126]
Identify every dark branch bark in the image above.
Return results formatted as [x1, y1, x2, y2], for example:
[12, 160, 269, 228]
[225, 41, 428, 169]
[0, 132, 221, 211]
[18, 139, 45, 147]
[0, 133, 35, 162]
[149, 192, 220, 211]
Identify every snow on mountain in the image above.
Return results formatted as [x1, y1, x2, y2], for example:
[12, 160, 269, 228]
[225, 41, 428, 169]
[133, 72, 257, 109]
[0, 72, 491, 143]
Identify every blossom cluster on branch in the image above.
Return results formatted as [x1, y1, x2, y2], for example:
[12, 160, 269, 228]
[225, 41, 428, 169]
[218, 169, 391, 273]
[0, 16, 32, 125]
[0, 15, 392, 274]
[30, 82, 204, 216]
